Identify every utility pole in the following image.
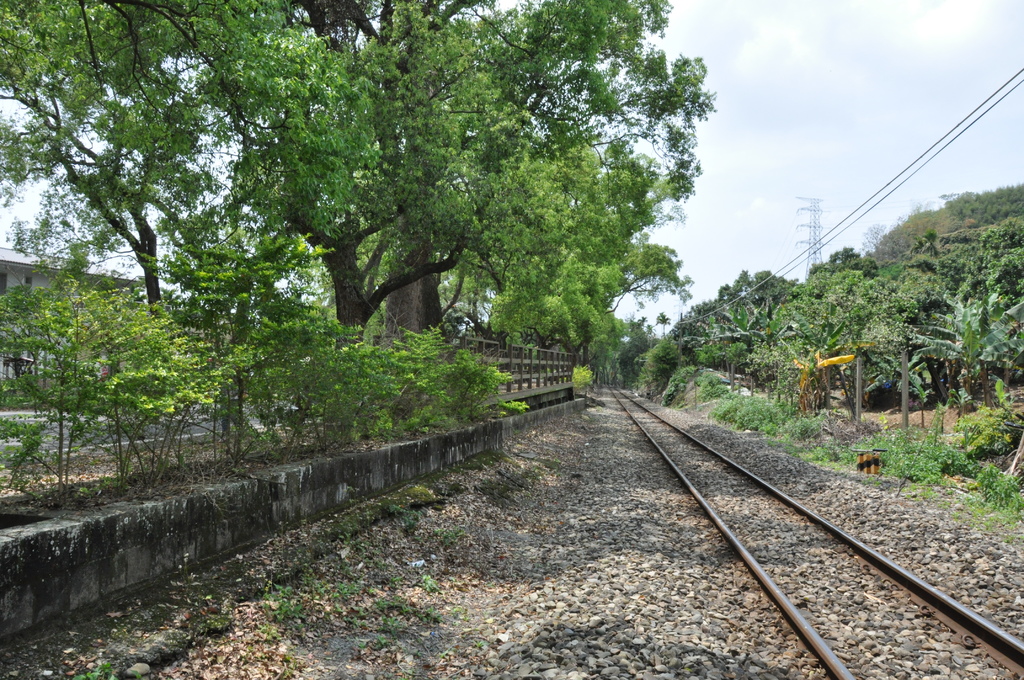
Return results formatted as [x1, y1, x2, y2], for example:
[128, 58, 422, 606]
[797, 197, 823, 278]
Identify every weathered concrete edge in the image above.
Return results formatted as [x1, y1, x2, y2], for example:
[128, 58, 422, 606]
[0, 398, 586, 639]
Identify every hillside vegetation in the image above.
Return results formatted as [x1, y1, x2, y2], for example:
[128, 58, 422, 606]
[609, 183, 1024, 520]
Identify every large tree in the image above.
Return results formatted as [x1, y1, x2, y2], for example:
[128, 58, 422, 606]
[3, 0, 712, 333]
[0, 1, 216, 303]
[446, 145, 691, 361]
[1, 0, 374, 305]
[293, 0, 713, 329]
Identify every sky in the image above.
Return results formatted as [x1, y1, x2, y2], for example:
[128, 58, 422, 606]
[624, 0, 1024, 324]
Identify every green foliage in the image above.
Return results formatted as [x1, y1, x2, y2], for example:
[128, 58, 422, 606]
[615, 319, 655, 387]
[72, 664, 117, 680]
[709, 395, 796, 436]
[695, 371, 729, 402]
[264, 585, 306, 624]
[419, 574, 441, 593]
[498, 400, 530, 416]
[0, 281, 213, 489]
[662, 365, 697, 406]
[779, 413, 825, 441]
[0, 417, 44, 491]
[857, 430, 978, 484]
[572, 365, 594, 396]
[975, 464, 1024, 514]
[638, 339, 679, 393]
[695, 342, 726, 369]
[954, 407, 1017, 458]
[388, 331, 510, 432]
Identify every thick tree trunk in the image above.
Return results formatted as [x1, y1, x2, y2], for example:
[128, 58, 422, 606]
[136, 220, 161, 305]
[309, 235, 374, 328]
[384, 243, 446, 335]
[385, 273, 443, 335]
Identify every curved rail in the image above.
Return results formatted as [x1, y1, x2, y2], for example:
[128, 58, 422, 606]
[611, 391, 856, 680]
[618, 390, 1024, 677]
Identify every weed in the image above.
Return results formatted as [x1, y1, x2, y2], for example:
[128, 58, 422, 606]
[420, 606, 443, 623]
[72, 664, 117, 680]
[400, 509, 422, 532]
[375, 595, 415, 615]
[695, 373, 729, 403]
[976, 464, 1024, 515]
[419, 574, 441, 593]
[432, 527, 465, 546]
[380, 615, 405, 636]
[855, 429, 977, 484]
[709, 394, 798, 437]
[336, 580, 361, 598]
[264, 585, 305, 624]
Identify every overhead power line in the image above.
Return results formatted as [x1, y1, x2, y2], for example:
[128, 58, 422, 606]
[685, 64, 1024, 325]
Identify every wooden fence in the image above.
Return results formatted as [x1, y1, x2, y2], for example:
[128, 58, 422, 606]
[455, 337, 574, 393]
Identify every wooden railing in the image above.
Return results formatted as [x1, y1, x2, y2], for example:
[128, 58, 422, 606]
[455, 337, 574, 393]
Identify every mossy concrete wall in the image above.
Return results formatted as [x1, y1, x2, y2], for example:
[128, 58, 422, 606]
[0, 397, 584, 639]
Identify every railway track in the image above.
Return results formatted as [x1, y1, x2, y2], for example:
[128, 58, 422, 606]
[612, 390, 1024, 680]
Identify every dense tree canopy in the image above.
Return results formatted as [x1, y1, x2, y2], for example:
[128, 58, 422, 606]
[1, 0, 713, 343]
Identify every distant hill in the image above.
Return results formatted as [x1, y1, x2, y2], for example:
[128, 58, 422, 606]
[867, 184, 1024, 264]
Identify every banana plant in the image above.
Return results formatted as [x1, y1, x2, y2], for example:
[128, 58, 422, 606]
[786, 304, 868, 413]
[914, 294, 1024, 409]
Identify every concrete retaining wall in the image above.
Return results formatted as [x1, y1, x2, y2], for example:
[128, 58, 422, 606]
[0, 399, 585, 639]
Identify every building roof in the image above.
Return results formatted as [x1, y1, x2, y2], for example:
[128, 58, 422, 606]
[0, 247, 38, 267]
[0, 246, 139, 283]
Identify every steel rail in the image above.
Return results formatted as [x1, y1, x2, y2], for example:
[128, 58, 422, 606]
[622, 391, 1024, 677]
[611, 391, 856, 680]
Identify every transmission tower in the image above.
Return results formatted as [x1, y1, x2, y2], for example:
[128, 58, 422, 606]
[796, 197, 823, 278]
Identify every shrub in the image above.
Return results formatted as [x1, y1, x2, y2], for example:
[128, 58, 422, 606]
[387, 330, 509, 432]
[695, 371, 729, 402]
[709, 394, 795, 436]
[638, 339, 679, 393]
[572, 365, 594, 396]
[779, 413, 824, 441]
[857, 429, 977, 484]
[0, 282, 215, 489]
[662, 365, 697, 406]
[955, 406, 1017, 458]
[975, 464, 1024, 514]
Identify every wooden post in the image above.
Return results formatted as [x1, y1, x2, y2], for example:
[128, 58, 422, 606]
[504, 341, 513, 393]
[901, 350, 909, 429]
[529, 347, 535, 389]
[855, 356, 862, 422]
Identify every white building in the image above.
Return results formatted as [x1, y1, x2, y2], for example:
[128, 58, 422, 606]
[0, 247, 51, 294]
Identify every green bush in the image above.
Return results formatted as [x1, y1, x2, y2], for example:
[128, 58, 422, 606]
[389, 330, 509, 431]
[572, 365, 594, 396]
[857, 429, 978, 484]
[638, 339, 679, 393]
[253, 327, 511, 448]
[695, 371, 729, 402]
[662, 365, 697, 406]
[975, 464, 1024, 514]
[955, 407, 1017, 458]
[779, 413, 824, 441]
[709, 394, 795, 436]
